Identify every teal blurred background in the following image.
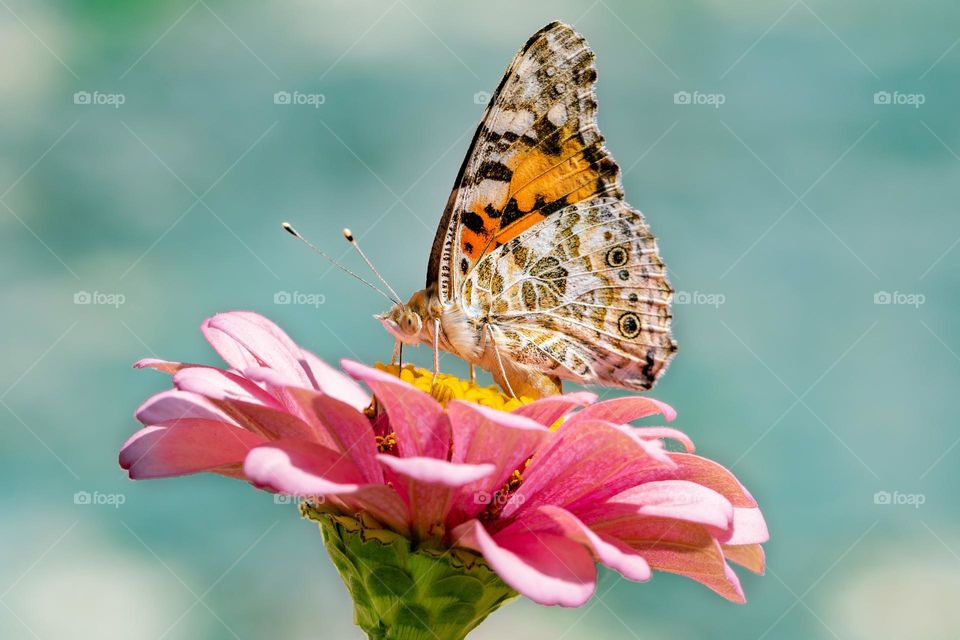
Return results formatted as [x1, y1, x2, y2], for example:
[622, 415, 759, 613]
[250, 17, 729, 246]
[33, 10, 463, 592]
[2, 1, 959, 638]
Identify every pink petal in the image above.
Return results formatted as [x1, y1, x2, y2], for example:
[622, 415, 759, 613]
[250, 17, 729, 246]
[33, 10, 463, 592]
[608, 424, 675, 465]
[201, 312, 312, 388]
[134, 358, 193, 375]
[565, 396, 677, 427]
[285, 387, 382, 484]
[454, 520, 597, 607]
[201, 315, 259, 371]
[590, 517, 746, 603]
[173, 366, 281, 408]
[726, 507, 769, 546]
[229, 319, 365, 416]
[135, 389, 233, 425]
[638, 539, 744, 604]
[242, 365, 292, 389]
[216, 398, 319, 442]
[376, 455, 494, 486]
[340, 485, 411, 537]
[446, 400, 550, 523]
[560, 450, 760, 524]
[501, 420, 669, 521]
[120, 419, 266, 479]
[243, 440, 365, 496]
[631, 427, 695, 453]
[723, 543, 766, 575]
[511, 391, 597, 427]
[538, 505, 651, 582]
[302, 350, 370, 411]
[242, 365, 320, 419]
[669, 453, 758, 508]
[378, 455, 494, 540]
[603, 480, 734, 534]
[341, 360, 450, 460]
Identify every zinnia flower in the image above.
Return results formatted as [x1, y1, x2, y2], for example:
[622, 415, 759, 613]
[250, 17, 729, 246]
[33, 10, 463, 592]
[120, 311, 768, 638]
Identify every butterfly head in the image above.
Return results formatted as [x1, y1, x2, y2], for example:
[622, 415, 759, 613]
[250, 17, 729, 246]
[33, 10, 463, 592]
[376, 289, 436, 345]
[378, 305, 422, 344]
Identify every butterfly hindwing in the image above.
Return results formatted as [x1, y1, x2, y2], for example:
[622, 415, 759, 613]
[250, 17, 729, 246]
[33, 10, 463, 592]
[428, 21, 622, 302]
[462, 198, 676, 391]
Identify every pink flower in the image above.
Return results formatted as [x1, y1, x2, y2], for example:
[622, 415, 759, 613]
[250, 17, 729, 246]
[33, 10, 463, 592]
[121, 311, 767, 607]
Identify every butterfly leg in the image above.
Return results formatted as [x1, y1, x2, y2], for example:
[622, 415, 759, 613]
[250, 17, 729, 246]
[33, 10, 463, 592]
[432, 318, 441, 383]
[391, 340, 401, 366]
[469, 364, 475, 385]
[487, 325, 517, 398]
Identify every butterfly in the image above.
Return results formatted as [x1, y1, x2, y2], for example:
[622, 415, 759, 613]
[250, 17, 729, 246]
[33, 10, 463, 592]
[377, 21, 677, 399]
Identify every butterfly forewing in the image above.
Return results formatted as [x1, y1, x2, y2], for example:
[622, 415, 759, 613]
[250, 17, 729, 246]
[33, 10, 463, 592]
[428, 21, 622, 301]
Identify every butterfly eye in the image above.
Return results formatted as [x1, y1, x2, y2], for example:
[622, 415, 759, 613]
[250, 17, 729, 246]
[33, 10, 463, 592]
[401, 312, 421, 335]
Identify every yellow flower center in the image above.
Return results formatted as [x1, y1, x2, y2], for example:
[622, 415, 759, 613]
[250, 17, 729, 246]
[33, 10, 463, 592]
[374, 363, 536, 411]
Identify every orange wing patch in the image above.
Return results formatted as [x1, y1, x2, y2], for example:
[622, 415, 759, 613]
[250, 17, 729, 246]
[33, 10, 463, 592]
[429, 22, 626, 299]
[458, 118, 620, 263]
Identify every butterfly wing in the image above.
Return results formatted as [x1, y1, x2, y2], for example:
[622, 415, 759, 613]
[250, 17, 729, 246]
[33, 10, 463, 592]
[428, 21, 675, 393]
[427, 21, 622, 302]
[464, 198, 677, 391]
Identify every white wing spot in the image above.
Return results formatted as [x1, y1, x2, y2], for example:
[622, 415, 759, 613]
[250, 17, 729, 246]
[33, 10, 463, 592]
[489, 109, 535, 136]
[547, 103, 568, 127]
[475, 179, 509, 206]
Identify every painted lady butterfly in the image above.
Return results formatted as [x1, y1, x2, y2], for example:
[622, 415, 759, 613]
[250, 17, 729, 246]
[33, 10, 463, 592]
[377, 21, 677, 398]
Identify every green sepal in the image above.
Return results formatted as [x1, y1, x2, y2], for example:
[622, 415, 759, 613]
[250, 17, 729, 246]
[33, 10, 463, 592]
[302, 505, 517, 640]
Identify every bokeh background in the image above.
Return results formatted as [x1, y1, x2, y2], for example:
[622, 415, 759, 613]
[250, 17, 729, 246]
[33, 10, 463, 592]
[3, 1, 959, 638]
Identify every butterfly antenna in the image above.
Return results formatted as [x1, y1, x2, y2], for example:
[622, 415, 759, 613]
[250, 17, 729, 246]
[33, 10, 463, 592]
[342, 228, 403, 303]
[281, 222, 400, 304]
